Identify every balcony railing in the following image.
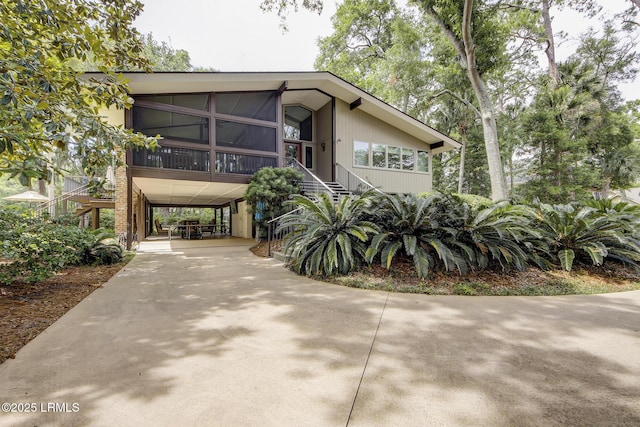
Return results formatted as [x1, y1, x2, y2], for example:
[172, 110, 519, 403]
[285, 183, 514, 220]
[132, 147, 209, 171]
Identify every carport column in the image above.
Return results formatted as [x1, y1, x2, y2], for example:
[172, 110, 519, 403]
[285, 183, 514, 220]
[114, 154, 128, 237]
[232, 201, 252, 239]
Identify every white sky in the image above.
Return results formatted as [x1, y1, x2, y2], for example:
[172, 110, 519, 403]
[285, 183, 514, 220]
[134, 0, 639, 100]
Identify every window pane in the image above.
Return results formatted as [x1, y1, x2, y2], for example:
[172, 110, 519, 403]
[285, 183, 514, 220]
[284, 106, 313, 141]
[216, 152, 277, 175]
[216, 92, 277, 122]
[133, 147, 210, 172]
[372, 144, 386, 168]
[388, 146, 401, 169]
[216, 120, 277, 152]
[305, 145, 313, 169]
[354, 141, 369, 167]
[402, 148, 415, 171]
[133, 106, 209, 144]
[417, 150, 429, 172]
[135, 94, 209, 111]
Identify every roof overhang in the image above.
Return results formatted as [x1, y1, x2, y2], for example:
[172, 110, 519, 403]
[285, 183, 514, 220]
[105, 71, 461, 153]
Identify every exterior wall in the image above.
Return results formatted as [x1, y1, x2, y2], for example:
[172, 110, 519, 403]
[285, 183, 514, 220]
[231, 201, 252, 239]
[315, 101, 333, 182]
[335, 100, 432, 194]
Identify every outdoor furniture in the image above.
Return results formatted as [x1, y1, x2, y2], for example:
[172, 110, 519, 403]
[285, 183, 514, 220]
[168, 223, 229, 240]
[155, 219, 169, 235]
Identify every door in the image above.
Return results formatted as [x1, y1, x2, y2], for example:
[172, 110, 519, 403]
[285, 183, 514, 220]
[285, 142, 301, 167]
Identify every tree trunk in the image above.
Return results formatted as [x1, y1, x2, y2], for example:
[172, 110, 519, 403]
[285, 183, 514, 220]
[457, 136, 466, 194]
[461, 0, 508, 200]
[541, 0, 559, 86]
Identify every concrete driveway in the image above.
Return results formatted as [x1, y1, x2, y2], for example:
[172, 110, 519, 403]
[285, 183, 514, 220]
[1, 238, 639, 426]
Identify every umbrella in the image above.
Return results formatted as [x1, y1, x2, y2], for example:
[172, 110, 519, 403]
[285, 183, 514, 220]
[106, 165, 115, 185]
[4, 190, 50, 215]
[4, 190, 50, 203]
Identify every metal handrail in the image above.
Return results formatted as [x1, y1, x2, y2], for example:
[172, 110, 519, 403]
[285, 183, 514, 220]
[36, 183, 92, 217]
[287, 158, 335, 196]
[266, 207, 302, 257]
[335, 163, 382, 194]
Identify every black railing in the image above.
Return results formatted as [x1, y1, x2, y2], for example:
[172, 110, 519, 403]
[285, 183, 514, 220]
[215, 152, 277, 175]
[133, 147, 210, 172]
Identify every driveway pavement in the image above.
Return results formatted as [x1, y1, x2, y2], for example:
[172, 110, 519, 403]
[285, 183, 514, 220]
[1, 238, 639, 426]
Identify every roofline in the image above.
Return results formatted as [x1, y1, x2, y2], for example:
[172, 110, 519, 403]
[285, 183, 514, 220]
[87, 70, 461, 151]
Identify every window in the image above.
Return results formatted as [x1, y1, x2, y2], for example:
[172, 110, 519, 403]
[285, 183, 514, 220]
[133, 107, 209, 145]
[402, 148, 415, 171]
[352, 141, 430, 174]
[305, 145, 314, 169]
[372, 144, 386, 168]
[216, 120, 277, 153]
[136, 94, 210, 111]
[215, 92, 277, 122]
[354, 141, 369, 166]
[387, 146, 401, 170]
[417, 150, 429, 172]
[284, 106, 313, 141]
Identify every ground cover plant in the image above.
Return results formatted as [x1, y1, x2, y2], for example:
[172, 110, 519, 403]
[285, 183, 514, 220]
[275, 192, 640, 295]
[0, 206, 123, 285]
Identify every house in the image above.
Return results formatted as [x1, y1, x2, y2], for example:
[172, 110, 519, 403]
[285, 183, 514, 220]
[100, 72, 461, 247]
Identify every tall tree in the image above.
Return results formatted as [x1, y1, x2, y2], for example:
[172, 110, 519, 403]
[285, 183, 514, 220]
[409, 0, 510, 200]
[264, 0, 512, 200]
[0, 0, 157, 187]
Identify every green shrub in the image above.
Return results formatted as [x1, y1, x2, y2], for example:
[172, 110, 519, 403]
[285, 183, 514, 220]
[245, 167, 304, 238]
[280, 192, 379, 276]
[365, 193, 465, 277]
[0, 206, 123, 284]
[532, 201, 640, 271]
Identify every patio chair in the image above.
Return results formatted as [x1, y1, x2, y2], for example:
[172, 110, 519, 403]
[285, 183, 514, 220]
[155, 219, 169, 235]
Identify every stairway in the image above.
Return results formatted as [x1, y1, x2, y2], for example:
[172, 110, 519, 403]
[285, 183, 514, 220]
[301, 180, 351, 199]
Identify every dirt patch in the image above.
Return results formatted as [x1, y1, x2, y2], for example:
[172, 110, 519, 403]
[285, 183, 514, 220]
[0, 262, 128, 365]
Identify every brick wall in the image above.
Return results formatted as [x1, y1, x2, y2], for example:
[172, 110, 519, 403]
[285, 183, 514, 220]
[114, 154, 128, 235]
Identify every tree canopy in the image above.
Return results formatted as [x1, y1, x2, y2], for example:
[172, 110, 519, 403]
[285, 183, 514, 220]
[0, 0, 157, 187]
[263, 0, 640, 202]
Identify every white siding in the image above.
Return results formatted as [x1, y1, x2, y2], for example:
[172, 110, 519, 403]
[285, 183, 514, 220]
[232, 201, 253, 239]
[335, 100, 432, 194]
[101, 105, 125, 127]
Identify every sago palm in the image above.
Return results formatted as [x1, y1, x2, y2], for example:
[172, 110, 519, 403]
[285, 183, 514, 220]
[279, 192, 379, 276]
[533, 202, 640, 271]
[365, 193, 465, 278]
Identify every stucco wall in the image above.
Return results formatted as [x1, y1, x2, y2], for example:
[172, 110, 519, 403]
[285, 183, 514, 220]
[334, 100, 432, 194]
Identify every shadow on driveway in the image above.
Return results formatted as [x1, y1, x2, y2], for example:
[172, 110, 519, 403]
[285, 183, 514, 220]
[0, 242, 638, 426]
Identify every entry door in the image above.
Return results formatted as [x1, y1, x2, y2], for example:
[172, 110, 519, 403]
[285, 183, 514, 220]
[285, 142, 301, 167]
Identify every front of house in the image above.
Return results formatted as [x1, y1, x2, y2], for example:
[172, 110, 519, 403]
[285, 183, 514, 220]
[102, 72, 460, 245]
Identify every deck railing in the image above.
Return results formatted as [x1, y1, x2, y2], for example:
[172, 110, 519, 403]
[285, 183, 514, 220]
[37, 176, 115, 218]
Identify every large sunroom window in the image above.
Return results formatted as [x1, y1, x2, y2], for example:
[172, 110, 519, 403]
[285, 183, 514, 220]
[216, 92, 277, 122]
[133, 107, 209, 145]
[284, 106, 312, 141]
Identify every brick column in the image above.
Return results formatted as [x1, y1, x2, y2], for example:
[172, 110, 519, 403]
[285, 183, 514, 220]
[114, 154, 128, 236]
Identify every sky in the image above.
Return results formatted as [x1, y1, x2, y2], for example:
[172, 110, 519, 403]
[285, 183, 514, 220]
[133, 0, 639, 100]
